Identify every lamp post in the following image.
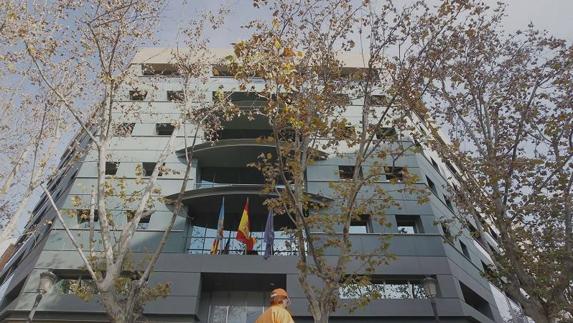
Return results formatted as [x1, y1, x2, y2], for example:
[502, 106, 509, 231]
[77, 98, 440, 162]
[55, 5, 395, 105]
[422, 276, 440, 323]
[28, 271, 57, 323]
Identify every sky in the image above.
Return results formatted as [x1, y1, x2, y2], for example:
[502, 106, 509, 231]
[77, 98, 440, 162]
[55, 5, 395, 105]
[154, 0, 573, 48]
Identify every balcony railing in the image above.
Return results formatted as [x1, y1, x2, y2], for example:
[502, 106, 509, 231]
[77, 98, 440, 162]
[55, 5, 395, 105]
[186, 228, 298, 256]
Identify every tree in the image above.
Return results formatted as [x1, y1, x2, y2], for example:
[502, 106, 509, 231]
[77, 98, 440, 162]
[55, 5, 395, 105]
[424, 4, 573, 322]
[229, 0, 482, 321]
[1, 1, 230, 322]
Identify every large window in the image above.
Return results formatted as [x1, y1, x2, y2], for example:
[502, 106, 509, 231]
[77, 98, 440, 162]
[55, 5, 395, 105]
[187, 226, 297, 256]
[339, 278, 429, 300]
[350, 214, 373, 233]
[426, 176, 437, 195]
[156, 123, 175, 136]
[396, 215, 423, 234]
[384, 166, 406, 182]
[129, 89, 147, 101]
[77, 209, 99, 226]
[338, 165, 361, 180]
[105, 162, 119, 175]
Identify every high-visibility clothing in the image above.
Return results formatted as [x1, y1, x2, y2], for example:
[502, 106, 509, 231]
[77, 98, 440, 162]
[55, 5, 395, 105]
[255, 305, 294, 323]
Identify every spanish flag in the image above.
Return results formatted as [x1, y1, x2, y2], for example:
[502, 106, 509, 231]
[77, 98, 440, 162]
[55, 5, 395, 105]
[236, 198, 256, 251]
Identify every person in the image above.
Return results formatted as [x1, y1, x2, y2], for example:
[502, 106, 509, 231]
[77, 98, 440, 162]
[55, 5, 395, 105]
[255, 288, 295, 323]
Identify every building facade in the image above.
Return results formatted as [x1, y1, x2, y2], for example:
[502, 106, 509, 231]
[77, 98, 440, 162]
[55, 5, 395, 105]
[0, 48, 513, 322]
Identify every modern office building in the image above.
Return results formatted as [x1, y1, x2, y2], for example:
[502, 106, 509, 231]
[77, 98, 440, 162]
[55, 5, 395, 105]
[0, 48, 516, 322]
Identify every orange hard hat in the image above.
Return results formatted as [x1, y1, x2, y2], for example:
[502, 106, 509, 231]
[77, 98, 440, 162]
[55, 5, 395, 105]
[270, 288, 289, 298]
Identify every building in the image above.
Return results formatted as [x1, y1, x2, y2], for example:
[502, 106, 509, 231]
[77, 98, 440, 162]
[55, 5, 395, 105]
[0, 48, 514, 322]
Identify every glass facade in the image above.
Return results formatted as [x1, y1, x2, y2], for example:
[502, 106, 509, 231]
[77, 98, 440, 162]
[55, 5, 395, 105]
[339, 279, 428, 300]
[187, 226, 298, 256]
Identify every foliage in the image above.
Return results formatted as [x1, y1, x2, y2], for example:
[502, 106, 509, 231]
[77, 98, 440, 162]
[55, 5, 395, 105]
[424, 4, 573, 322]
[228, 0, 483, 321]
[1, 1, 230, 322]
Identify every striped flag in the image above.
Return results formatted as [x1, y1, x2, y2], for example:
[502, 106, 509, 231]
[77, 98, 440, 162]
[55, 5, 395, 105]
[236, 198, 256, 251]
[210, 198, 225, 255]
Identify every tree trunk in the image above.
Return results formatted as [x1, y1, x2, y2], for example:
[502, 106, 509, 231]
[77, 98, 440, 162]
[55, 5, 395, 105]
[312, 303, 331, 323]
[313, 311, 330, 323]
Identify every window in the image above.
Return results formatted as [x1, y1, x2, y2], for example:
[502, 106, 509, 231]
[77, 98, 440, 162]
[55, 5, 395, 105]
[338, 166, 361, 180]
[126, 211, 152, 230]
[188, 225, 297, 255]
[384, 166, 406, 182]
[333, 93, 350, 105]
[468, 223, 482, 240]
[481, 261, 494, 277]
[141, 162, 162, 177]
[339, 278, 428, 300]
[142, 63, 179, 76]
[375, 127, 397, 140]
[426, 176, 437, 194]
[396, 215, 422, 234]
[167, 90, 184, 102]
[129, 89, 147, 101]
[77, 209, 99, 224]
[444, 195, 454, 211]
[56, 277, 97, 295]
[459, 282, 493, 319]
[211, 66, 233, 77]
[430, 158, 440, 173]
[114, 123, 135, 136]
[156, 123, 175, 136]
[138, 213, 151, 230]
[366, 95, 387, 106]
[489, 228, 499, 241]
[445, 160, 459, 176]
[487, 242, 500, 256]
[105, 162, 119, 176]
[350, 214, 373, 234]
[460, 241, 471, 259]
[441, 223, 453, 242]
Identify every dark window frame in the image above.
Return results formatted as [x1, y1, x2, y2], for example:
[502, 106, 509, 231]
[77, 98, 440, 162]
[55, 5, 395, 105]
[375, 127, 397, 140]
[129, 89, 147, 101]
[114, 123, 135, 137]
[338, 165, 362, 180]
[426, 176, 437, 195]
[350, 214, 374, 234]
[395, 215, 423, 234]
[77, 209, 99, 224]
[385, 166, 406, 182]
[444, 195, 454, 211]
[167, 90, 185, 102]
[156, 123, 175, 136]
[105, 162, 119, 176]
[460, 240, 471, 259]
[142, 162, 163, 177]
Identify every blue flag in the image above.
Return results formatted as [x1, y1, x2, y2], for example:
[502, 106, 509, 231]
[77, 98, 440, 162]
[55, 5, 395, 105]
[210, 197, 225, 254]
[263, 210, 274, 259]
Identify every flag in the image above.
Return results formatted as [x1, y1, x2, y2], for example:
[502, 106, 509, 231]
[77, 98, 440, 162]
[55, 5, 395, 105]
[236, 198, 256, 251]
[222, 236, 231, 254]
[210, 198, 225, 255]
[263, 210, 274, 259]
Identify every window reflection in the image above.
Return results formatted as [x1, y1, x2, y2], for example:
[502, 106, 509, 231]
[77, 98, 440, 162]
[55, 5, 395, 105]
[187, 226, 298, 256]
[339, 279, 428, 300]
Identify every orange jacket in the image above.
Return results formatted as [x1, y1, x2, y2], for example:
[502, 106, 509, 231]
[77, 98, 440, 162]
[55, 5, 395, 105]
[255, 305, 295, 323]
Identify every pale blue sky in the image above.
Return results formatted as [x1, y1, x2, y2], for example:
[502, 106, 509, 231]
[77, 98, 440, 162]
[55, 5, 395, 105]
[154, 0, 573, 48]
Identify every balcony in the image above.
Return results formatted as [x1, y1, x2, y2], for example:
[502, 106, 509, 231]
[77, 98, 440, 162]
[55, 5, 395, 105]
[165, 182, 330, 256]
